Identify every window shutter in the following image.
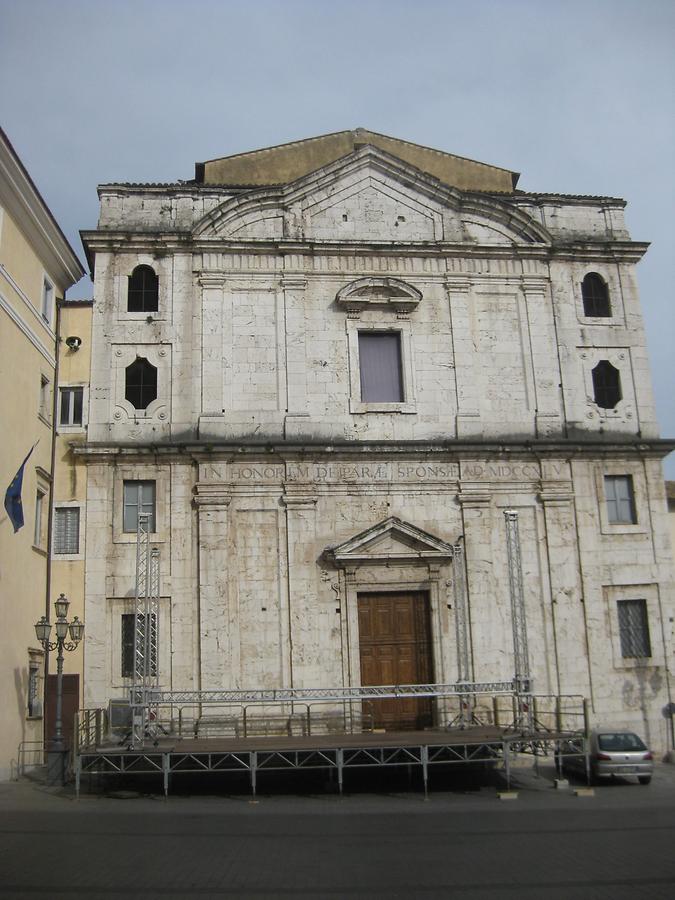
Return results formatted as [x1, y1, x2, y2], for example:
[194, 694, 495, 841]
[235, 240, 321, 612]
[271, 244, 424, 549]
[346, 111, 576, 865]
[54, 507, 80, 554]
[359, 332, 404, 402]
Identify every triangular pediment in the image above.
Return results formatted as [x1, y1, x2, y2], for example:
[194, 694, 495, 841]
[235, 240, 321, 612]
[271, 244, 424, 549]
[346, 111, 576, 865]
[194, 146, 550, 245]
[325, 516, 456, 567]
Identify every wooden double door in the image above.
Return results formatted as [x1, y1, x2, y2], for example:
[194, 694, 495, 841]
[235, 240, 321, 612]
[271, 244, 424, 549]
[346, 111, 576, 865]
[358, 591, 433, 731]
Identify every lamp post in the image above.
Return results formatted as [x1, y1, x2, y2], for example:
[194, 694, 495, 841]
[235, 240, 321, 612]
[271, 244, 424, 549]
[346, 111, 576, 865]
[34, 593, 84, 785]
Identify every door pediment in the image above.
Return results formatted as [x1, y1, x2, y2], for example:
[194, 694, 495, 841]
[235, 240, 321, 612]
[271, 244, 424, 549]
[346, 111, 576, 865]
[325, 516, 456, 567]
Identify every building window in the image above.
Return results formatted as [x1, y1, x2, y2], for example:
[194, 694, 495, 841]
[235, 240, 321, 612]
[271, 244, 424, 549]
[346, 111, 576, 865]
[121, 613, 157, 678]
[582, 273, 611, 317]
[617, 599, 651, 658]
[592, 360, 621, 409]
[53, 507, 80, 554]
[125, 358, 157, 410]
[123, 480, 156, 532]
[42, 278, 54, 322]
[59, 387, 84, 426]
[358, 332, 404, 402]
[27, 662, 41, 717]
[128, 265, 158, 313]
[39, 375, 50, 420]
[34, 490, 45, 547]
[604, 475, 637, 524]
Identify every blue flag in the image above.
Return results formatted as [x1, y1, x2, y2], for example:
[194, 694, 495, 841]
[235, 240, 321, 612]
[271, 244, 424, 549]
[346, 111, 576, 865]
[4, 444, 36, 533]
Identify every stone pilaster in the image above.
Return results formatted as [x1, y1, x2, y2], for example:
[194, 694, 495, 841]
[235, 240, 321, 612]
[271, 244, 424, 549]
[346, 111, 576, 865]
[199, 274, 226, 416]
[521, 276, 562, 437]
[457, 489, 507, 683]
[282, 274, 309, 436]
[446, 276, 480, 437]
[194, 477, 233, 690]
[538, 470, 590, 698]
[282, 487, 330, 688]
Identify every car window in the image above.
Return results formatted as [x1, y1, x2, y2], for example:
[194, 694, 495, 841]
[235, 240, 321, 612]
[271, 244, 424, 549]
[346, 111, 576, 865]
[597, 732, 646, 752]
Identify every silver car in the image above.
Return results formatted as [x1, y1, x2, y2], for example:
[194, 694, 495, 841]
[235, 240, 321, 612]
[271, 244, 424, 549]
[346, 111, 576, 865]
[560, 729, 654, 785]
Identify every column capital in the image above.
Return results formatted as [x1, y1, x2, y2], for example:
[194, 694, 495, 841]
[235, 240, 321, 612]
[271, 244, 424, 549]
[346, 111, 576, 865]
[281, 275, 308, 291]
[193, 482, 232, 508]
[457, 490, 492, 509]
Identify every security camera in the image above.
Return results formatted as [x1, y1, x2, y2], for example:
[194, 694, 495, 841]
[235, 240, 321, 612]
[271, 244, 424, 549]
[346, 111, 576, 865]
[65, 336, 82, 350]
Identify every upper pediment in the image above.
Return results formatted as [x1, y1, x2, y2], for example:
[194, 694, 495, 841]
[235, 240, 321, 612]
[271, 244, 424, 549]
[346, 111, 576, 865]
[324, 516, 456, 567]
[197, 128, 519, 192]
[193, 146, 550, 246]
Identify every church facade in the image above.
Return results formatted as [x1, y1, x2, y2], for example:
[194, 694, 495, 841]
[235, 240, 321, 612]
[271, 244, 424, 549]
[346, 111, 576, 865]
[79, 130, 674, 752]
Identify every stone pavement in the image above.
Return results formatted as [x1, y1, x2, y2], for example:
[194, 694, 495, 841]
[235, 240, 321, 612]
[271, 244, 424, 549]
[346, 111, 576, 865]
[0, 762, 674, 899]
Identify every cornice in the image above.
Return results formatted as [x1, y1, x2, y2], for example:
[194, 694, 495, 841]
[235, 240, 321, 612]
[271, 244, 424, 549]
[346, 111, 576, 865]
[0, 134, 85, 288]
[79, 230, 648, 265]
[71, 438, 675, 461]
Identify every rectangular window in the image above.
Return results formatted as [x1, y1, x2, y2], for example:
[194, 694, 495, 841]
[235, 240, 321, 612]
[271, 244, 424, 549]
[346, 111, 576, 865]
[617, 599, 651, 658]
[604, 475, 636, 524]
[42, 278, 54, 322]
[39, 375, 50, 421]
[34, 490, 44, 547]
[123, 480, 156, 532]
[121, 613, 157, 678]
[53, 507, 80, 554]
[358, 332, 403, 402]
[59, 387, 84, 426]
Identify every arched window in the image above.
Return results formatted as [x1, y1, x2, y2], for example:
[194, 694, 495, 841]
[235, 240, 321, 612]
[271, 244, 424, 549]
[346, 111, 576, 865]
[592, 360, 621, 409]
[125, 358, 157, 410]
[582, 273, 611, 317]
[128, 265, 158, 312]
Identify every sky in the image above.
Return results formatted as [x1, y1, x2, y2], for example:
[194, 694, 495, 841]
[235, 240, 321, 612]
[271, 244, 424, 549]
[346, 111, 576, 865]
[1, 0, 674, 471]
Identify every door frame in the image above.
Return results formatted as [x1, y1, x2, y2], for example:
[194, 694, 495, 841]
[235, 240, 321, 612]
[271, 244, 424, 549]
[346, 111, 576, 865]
[357, 588, 434, 729]
[343, 569, 444, 691]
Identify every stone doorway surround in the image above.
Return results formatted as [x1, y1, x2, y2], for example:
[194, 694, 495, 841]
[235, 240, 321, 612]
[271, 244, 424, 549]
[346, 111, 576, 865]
[323, 517, 459, 723]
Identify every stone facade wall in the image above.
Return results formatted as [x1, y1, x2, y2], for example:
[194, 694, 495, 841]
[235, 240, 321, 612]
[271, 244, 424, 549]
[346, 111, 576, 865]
[81, 145, 674, 753]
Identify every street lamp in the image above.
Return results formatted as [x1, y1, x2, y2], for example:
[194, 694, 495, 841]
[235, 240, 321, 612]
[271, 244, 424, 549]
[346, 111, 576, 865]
[34, 594, 84, 784]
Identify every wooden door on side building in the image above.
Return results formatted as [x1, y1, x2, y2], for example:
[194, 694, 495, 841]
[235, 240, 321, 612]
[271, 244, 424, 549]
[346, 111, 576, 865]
[358, 591, 433, 730]
[45, 674, 80, 749]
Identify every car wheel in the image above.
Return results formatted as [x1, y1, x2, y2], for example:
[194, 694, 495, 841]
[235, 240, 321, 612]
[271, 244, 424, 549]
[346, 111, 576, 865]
[638, 775, 652, 785]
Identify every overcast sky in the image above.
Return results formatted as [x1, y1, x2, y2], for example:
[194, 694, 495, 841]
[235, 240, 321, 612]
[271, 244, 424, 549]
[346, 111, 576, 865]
[2, 0, 674, 472]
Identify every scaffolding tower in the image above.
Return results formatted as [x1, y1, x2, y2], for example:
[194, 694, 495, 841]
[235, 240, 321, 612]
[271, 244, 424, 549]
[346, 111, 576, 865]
[504, 509, 533, 730]
[130, 512, 160, 748]
[452, 538, 474, 727]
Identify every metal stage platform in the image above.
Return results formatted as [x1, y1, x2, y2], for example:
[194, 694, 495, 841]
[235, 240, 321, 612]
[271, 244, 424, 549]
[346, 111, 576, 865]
[74, 722, 586, 798]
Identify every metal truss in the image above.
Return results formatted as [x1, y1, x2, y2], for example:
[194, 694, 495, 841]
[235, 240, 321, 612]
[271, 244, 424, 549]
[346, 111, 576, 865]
[504, 510, 533, 730]
[75, 733, 557, 798]
[141, 681, 519, 707]
[131, 514, 160, 748]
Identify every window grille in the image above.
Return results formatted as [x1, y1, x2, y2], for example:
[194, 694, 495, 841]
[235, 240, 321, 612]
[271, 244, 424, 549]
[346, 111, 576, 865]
[592, 360, 621, 409]
[123, 481, 156, 532]
[617, 599, 651, 658]
[128, 265, 158, 312]
[582, 273, 611, 317]
[125, 358, 157, 410]
[54, 507, 80, 554]
[358, 332, 404, 402]
[59, 387, 84, 426]
[604, 475, 637, 524]
[27, 663, 41, 717]
[121, 613, 157, 677]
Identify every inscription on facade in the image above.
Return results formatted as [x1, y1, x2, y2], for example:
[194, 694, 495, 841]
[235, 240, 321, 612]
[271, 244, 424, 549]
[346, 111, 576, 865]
[461, 462, 544, 480]
[228, 462, 461, 483]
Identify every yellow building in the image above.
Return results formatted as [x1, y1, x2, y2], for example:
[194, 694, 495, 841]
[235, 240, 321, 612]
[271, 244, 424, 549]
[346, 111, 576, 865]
[0, 127, 84, 780]
[50, 300, 93, 712]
